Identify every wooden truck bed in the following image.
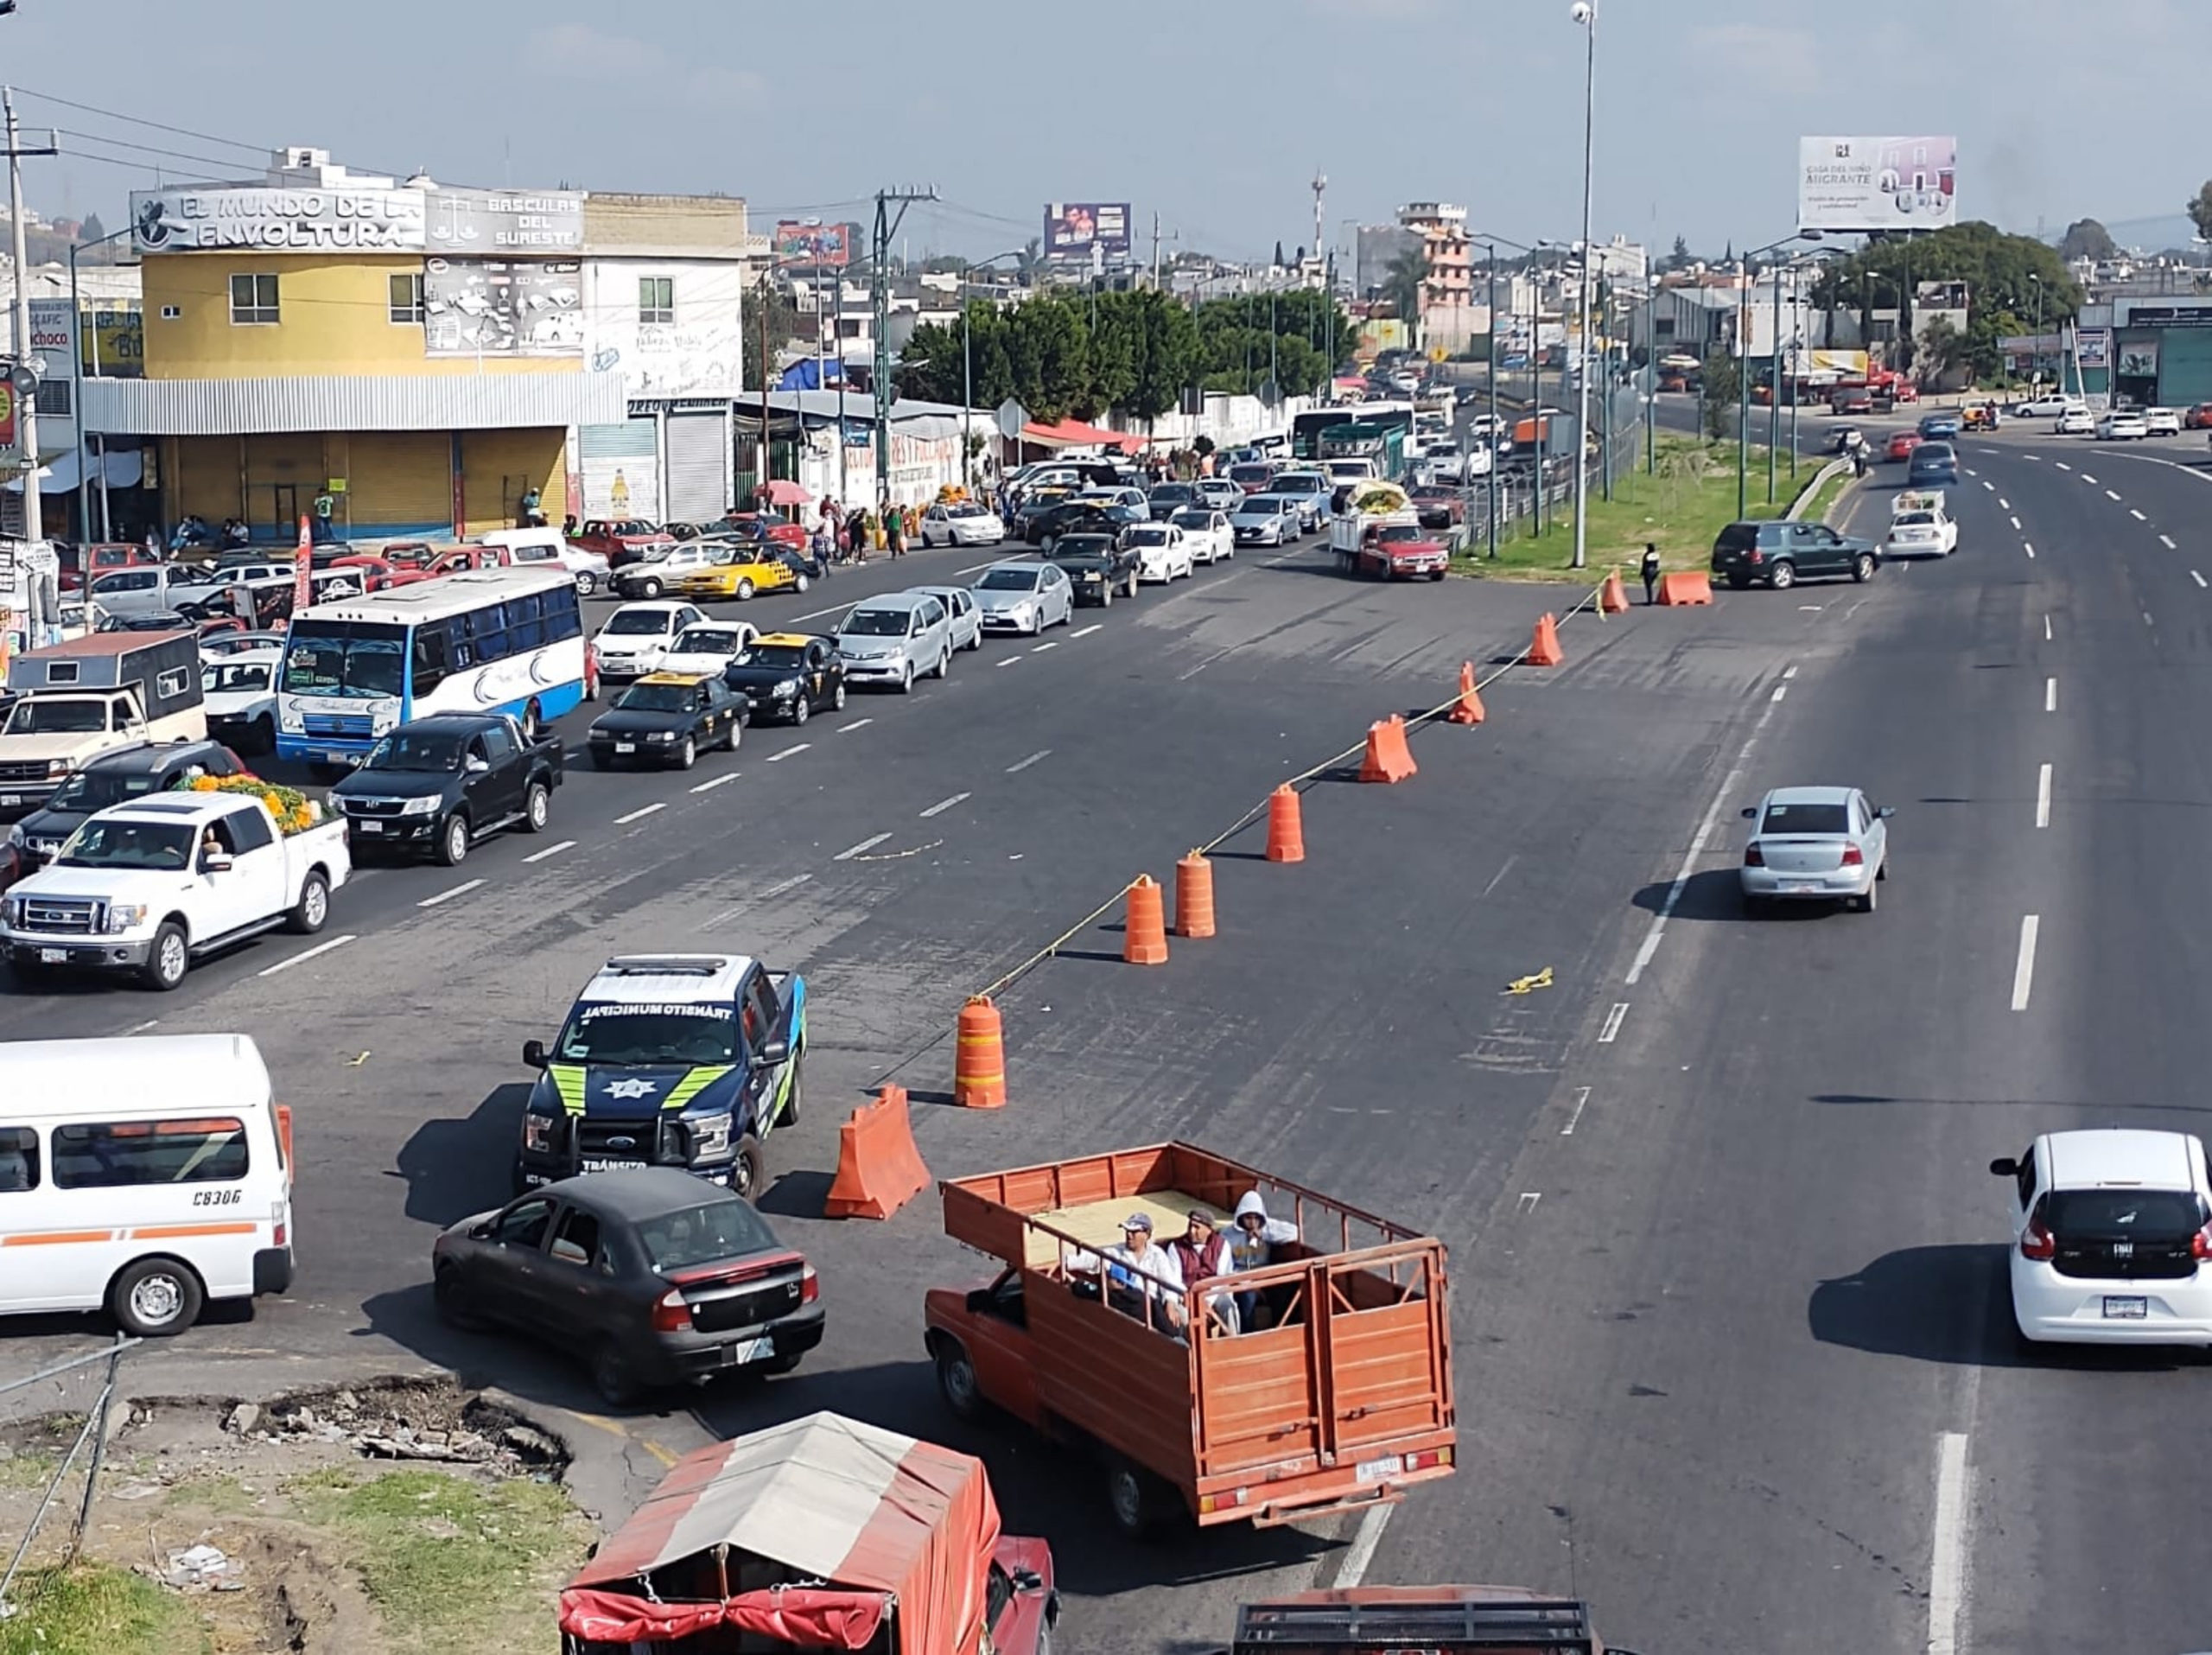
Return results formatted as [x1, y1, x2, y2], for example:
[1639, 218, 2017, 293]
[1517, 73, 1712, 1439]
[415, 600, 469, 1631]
[940, 1143, 1456, 1527]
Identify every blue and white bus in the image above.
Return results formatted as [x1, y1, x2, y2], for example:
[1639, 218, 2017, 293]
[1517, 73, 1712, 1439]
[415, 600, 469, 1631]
[275, 567, 586, 767]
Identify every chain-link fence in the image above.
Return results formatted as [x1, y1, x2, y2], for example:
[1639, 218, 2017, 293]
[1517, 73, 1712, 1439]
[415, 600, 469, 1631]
[0, 1337, 137, 1621]
[1446, 366, 1657, 559]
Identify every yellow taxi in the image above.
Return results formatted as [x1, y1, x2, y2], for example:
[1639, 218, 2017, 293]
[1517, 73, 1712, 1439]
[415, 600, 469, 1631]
[672, 545, 802, 602]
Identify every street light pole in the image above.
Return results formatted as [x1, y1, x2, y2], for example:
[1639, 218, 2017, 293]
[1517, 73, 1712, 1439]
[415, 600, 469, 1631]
[1487, 243, 1499, 557]
[960, 273, 972, 493]
[1569, 0, 1597, 569]
[1767, 254, 1782, 505]
[68, 224, 134, 545]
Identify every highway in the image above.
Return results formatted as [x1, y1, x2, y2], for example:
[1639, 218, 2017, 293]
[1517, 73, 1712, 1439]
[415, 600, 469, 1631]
[6, 425, 2211, 1650]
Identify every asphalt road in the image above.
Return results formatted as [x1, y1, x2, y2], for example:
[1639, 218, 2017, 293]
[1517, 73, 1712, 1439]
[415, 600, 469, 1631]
[7, 423, 2212, 1651]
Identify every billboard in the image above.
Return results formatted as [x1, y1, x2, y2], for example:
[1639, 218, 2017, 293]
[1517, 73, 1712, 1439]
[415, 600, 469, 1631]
[130, 185, 427, 252]
[773, 221, 853, 266]
[423, 258, 584, 357]
[1797, 137, 1956, 232]
[425, 189, 583, 253]
[1044, 201, 1131, 256]
[2075, 328, 2110, 370]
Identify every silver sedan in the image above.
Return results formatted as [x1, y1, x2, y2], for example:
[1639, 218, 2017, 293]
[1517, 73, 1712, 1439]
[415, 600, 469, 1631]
[971, 559, 1074, 635]
[1738, 786, 1891, 913]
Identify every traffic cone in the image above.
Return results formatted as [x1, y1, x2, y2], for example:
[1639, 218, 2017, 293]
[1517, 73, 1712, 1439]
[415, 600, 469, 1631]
[952, 995, 1007, 1109]
[1358, 714, 1418, 783]
[1527, 613, 1565, 666]
[1123, 875, 1169, 964]
[1265, 784, 1306, 863]
[1446, 662, 1486, 725]
[1600, 570, 1629, 614]
[1173, 851, 1216, 939]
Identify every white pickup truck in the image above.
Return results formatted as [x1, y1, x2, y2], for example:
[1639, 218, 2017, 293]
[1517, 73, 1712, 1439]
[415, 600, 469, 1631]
[0, 792, 350, 990]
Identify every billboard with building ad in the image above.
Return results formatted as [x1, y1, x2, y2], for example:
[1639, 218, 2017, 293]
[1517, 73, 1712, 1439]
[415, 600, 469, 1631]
[774, 221, 852, 266]
[423, 258, 584, 357]
[1045, 202, 1131, 256]
[1797, 137, 1957, 232]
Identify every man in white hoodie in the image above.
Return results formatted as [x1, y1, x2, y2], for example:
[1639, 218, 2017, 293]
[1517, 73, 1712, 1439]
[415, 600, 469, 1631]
[1227, 1191, 1300, 1331]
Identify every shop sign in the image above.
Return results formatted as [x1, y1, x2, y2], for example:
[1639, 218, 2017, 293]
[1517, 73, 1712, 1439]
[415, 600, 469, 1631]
[130, 187, 427, 252]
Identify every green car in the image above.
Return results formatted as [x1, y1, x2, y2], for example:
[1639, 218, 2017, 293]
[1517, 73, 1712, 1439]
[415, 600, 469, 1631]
[1710, 519, 1878, 591]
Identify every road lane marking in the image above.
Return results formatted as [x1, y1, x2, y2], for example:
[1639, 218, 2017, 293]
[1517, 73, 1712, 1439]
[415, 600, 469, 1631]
[2012, 916, 2040, 1010]
[2146, 611, 2156, 626]
[128, 1019, 159, 1034]
[1598, 1003, 1629, 1043]
[955, 559, 994, 576]
[996, 655, 1023, 667]
[2130, 507, 2147, 519]
[2044, 614, 2052, 640]
[1006, 749, 1051, 773]
[1331, 1503, 1394, 1590]
[522, 839, 576, 863]
[2106, 488, 2122, 500]
[2195, 571, 2208, 589]
[838, 717, 873, 733]
[1561, 1085, 1591, 1136]
[690, 772, 741, 792]
[257, 934, 356, 976]
[2054, 461, 2070, 470]
[2044, 678, 2056, 712]
[918, 792, 970, 818]
[1770, 684, 1788, 703]
[417, 879, 485, 908]
[1030, 639, 1060, 652]
[2162, 534, 2178, 549]
[1998, 497, 2010, 509]
[1980, 479, 1993, 491]
[1783, 665, 1797, 678]
[1482, 854, 1517, 897]
[834, 832, 891, 861]
[2080, 473, 2097, 484]
[767, 743, 810, 761]
[613, 802, 665, 825]
[1928, 1431, 1972, 1655]
[2010, 516, 2021, 531]
[1071, 623, 1103, 638]
[2023, 542, 2035, 559]
[2035, 763, 2052, 828]
[699, 872, 813, 928]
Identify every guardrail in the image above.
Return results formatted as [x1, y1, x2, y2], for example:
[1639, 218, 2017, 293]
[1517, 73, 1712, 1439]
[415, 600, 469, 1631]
[1786, 456, 1853, 523]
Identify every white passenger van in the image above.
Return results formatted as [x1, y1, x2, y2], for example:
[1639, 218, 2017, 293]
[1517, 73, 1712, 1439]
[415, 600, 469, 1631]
[0, 1034, 294, 1335]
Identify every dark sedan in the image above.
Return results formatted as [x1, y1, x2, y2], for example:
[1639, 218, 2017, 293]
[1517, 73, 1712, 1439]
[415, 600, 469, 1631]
[432, 1168, 824, 1406]
[1046, 532, 1141, 604]
[585, 672, 746, 769]
[721, 632, 847, 726]
[1023, 499, 1144, 547]
[1408, 486, 1465, 530]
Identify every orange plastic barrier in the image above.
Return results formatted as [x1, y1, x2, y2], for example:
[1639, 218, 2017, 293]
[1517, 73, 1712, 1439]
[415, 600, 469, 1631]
[1359, 714, 1419, 784]
[953, 994, 1007, 1109]
[1527, 613, 1565, 666]
[1600, 570, 1629, 614]
[1658, 571, 1713, 606]
[1174, 852, 1216, 939]
[1266, 784, 1306, 863]
[823, 1085, 931, 1220]
[1124, 874, 1169, 964]
[1446, 662, 1486, 726]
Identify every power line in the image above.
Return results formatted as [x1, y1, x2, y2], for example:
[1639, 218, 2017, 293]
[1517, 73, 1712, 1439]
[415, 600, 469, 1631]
[57, 129, 257, 176]
[13, 86, 268, 161]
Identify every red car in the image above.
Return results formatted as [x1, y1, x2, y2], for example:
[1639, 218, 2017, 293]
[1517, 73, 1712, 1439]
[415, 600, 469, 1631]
[718, 511, 808, 551]
[1831, 387, 1875, 415]
[1408, 486, 1465, 530]
[2185, 403, 2212, 430]
[58, 541, 162, 593]
[1347, 523, 1450, 582]
[571, 518, 676, 569]
[1885, 430, 1923, 463]
[385, 544, 512, 585]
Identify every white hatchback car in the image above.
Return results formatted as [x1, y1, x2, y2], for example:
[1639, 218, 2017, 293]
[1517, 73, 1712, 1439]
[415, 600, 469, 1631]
[1738, 786, 1891, 913]
[1169, 508, 1235, 565]
[2096, 408, 2149, 441]
[2055, 404, 2094, 436]
[1123, 522, 1195, 582]
[2145, 406, 2183, 437]
[1993, 1130, 2212, 1346]
[918, 501, 1007, 548]
[591, 601, 707, 682]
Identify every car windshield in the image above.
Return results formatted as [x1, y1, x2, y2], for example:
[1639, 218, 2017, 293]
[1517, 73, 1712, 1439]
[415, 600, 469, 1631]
[282, 622, 406, 697]
[46, 768, 171, 811]
[1895, 513, 1936, 528]
[1054, 537, 1112, 557]
[732, 643, 809, 670]
[671, 628, 742, 656]
[2, 698, 107, 734]
[840, 609, 910, 637]
[1149, 486, 1194, 502]
[977, 568, 1042, 592]
[203, 661, 273, 693]
[637, 1198, 779, 1272]
[1761, 801, 1850, 835]
[554, 1002, 738, 1066]
[2043, 1188, 2206, 1237]
[1125, 527, 1168, 545]
[1276, 474, 1325, 492]
[1377, 526, 1426, 544]
[614, 683, 696, 713]
[1169, 512, 1213, 531]
[56, 818, 194, 870]
[946, 504, 990, 519]
[602, 611, 673, 637]
[364, 729, 467, 773]
[1230, 466, 1271, 484]
[1236, 499, 1280, 516]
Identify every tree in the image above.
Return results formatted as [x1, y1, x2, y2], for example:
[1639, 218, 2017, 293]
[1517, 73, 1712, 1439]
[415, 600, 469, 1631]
[1918, 314, 1968, 384]
[1699, 350, 1740, 442]
[1274, 239, 1287, 270]
[80, 211, 106, 246]
[1382, 248, 1432, 347]
[2190, 182, 2212, 246]
[2058, 218, 2116, 264]
[1805, 221, 2082, 372]
[1666, 233, 1691, 272]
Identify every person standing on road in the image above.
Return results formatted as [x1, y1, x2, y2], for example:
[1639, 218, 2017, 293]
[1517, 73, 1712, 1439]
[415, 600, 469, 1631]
[1641, 542, 1662, 606]
[885, 500, 906, 558]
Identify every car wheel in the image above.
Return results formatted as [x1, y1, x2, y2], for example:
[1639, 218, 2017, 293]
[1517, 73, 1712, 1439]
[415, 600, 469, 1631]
[933, 648, 950, 680]
[1727, 572, 1751, 590]
[935, 1338, 986, 1421]
[251, 714, 276, 754]
[759, 1350, 804, 1377]
[1852, 553, 1875, 582]
[735, 578, 756, 601]
[730, 1133, 764, 1201]
[591, 1346, 643, 1409]
[1124, 572, 1139, 598]
[964, 627, 982, 651]
[1106, 1458, 1169, 1541]
[791, 696, 809, 727]
[638, 576, 663, 599]
[780, 1053, 803, 1126]
[723, 716, 742, 752]
[143, 923, 190, 992]
[286, 871, 330, 936]
[1743, 893, 1769, 917]
[675, 735, 696, 771]
[831, 681, 847, 710]
[434, 1265, 488, 1331]
[898, 662, 915, 694]
[794, 573, 810, 593]
[523, 780, 551, 832]
[1858, 882, 1878, 914]
[588, 751, 610, 771]
[436, 813, 471, 868]
[109, 1257, 204, 1338]
[1100, 584, 1114, 608]
[1768, 561, 1796, 590]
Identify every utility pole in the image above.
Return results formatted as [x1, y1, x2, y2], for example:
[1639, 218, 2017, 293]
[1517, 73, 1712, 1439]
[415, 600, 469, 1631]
[1311, 170, 1326, 284]
[872, 185, 937, 511]
[5, 90, 57, 546]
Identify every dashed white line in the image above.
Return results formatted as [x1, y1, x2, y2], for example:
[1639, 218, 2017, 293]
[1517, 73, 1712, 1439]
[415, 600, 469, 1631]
[1965, 468, 1978, 478]
[698, 871, 813, 930]
[1928, 1431, 1973, 1655]
[417, 879, 485, 908]
[522, 838, 576, 863]
[1071, 623, 1103, 638]
[2035, 763, 2052, 829]
[2023, 542, 2036, 559]
[1998, 497, 2010, 510]
[2054, 461, 2071, 470]
[767, 742, 811, 761]
[2012, 916, 2040, 1011]
[2194, 570, 2207, 589]
[690, 772, 741, 792]
[1332, 1504, 1394, 1591]
[995, 655, 1023, 667]
[1980, 479, 1994, 491]
[1770, 683, 1789, 703]
[2010, 516, 2021, 531]
[918, 792, 970, 818]
[838, 717, 873, 733]
[2080, 473, 2098, 485]
[1597, 1002, 1630, 1043]
[1783, 665, 1798, 679]
[1560, 1085, 1592, 1136]
[789, 601, 849, 623]
[2105, 488, 2122, 501]
[2161, 534, 2178, 549]
[834, 832, 892, 862]
[127, 1018, 160, 1034]
[2044, 678, 2056, 713]
[1005, 749, 1052, 773]
[954, 559, 995, 576]
[1030, 640, 1060, 652]
[257, 934, 356, 976]
[613, 802, 666, 825]
[2044, 614, 2052, 641]
[2130, 507, 2147, 520]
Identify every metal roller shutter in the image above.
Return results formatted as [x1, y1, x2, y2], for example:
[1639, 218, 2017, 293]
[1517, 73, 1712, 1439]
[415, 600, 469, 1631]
[664, 411, 730, 522]
[350, 431, 454, 538]
[580, 417, 659, 521]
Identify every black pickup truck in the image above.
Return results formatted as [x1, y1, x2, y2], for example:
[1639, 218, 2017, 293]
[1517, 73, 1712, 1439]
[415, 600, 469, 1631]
[1046, 532, 1142, 605]
[329, 710, 563, 866]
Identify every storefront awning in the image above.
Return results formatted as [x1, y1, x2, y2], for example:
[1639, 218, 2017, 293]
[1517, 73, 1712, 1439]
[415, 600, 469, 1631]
[4, 447, 143, 493]
[1020, 417, 1143, 454]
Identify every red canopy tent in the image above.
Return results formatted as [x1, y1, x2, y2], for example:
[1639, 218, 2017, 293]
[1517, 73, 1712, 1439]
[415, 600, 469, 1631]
[1018, 417, 1143, 455]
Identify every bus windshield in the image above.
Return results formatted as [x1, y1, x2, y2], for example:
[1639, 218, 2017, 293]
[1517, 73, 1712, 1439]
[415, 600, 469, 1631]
[283, 621, 407, 697]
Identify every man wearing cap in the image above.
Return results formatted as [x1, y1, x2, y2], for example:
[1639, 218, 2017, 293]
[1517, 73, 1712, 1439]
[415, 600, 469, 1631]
[1071, 1213, 1185, 1337]
[1170, 1208, 1238, 1334]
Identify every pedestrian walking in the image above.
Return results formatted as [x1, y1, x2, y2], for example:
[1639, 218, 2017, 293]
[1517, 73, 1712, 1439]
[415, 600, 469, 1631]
[885, 501, 906, 558]
[1641, 541, 1662, 606]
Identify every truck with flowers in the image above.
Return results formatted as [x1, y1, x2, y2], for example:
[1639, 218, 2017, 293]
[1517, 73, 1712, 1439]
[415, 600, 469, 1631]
[0, 776, 351, 990]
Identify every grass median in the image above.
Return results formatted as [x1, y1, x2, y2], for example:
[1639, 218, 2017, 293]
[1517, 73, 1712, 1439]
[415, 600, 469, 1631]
[1454, 435, 1821, 582]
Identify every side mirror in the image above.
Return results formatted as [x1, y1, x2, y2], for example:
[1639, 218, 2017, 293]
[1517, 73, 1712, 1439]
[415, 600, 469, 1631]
[465, 755, 490, 773]
[754, 1036, 791, 1068]
[201, 850, 234, 874]
[1739, 805, 1757, 819]
[522, 1039, 549, 1069]
[1877, 805, 1895, 818]
[1988, 1157, 2018, 1178]
[469, 1222, 493, 1240]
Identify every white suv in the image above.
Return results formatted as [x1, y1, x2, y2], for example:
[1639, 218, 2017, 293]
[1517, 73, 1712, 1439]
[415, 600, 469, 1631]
[1992, 1130, 2212, 1346]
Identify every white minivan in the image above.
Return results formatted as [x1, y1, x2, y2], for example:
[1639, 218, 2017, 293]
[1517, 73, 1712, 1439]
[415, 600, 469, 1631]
[0, 1034, 295, 1336]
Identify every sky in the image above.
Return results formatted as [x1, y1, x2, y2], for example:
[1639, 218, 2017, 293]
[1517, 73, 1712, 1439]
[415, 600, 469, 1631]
[10, 0, 2209, 263]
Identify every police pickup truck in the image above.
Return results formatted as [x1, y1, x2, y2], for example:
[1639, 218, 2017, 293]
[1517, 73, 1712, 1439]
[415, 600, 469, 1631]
[515, 954, 806, 1200]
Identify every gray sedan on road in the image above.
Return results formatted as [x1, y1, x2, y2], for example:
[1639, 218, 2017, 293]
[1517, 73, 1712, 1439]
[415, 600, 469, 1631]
[1739, 786, 1891, 913]
[970, 559, 1074, 634]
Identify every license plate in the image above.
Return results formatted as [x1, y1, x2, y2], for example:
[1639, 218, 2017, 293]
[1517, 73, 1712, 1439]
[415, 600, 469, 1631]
[613, 742, 635, 754]
[1355, 1454, 1402, 1486]
[356, 820, 382, 834]
[0, 795, 16, 807]
[2103, 1295, 2147, 1319]
[1781, 880, 1819, 893]
[581, 1156, 647, 1173]
[722, 1335, 776, 1366]
[39, 948, 67, 964]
